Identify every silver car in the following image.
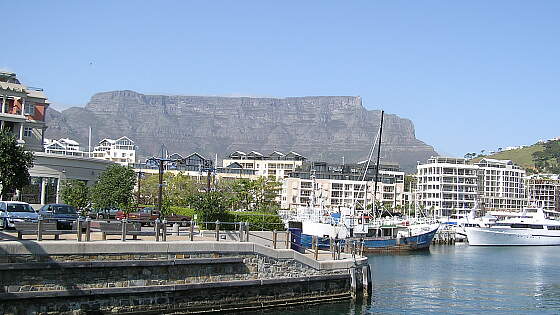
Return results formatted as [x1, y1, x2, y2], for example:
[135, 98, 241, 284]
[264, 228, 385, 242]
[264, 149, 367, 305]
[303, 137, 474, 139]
[0, 201, 39, 229]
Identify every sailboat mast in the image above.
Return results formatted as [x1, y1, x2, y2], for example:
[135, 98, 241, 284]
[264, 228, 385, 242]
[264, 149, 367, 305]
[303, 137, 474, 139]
[372, 110, 384, 215]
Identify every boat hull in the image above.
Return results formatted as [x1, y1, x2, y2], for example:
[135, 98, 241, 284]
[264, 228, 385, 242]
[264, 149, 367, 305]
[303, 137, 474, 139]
[300, 225, 439, 252]
[466, 227, 560, 246]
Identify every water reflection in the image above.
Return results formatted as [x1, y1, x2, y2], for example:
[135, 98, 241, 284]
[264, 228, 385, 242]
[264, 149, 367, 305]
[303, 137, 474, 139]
[261, 245, 560, 314]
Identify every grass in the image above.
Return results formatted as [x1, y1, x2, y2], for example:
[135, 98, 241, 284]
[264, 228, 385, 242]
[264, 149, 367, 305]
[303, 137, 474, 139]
[472, 144, 545, 171]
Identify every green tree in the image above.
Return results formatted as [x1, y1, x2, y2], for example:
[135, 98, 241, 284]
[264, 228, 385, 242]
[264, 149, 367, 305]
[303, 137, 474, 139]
[60, 180, 90, 211]
[187, 191, 232, 228]
[138, 172, 199, 215]
[0, 130, 34, 199]
[91, 164, 136, 210]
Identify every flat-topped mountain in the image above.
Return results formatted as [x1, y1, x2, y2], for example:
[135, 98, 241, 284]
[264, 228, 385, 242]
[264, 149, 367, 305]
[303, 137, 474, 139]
[45, 91, 437, 172]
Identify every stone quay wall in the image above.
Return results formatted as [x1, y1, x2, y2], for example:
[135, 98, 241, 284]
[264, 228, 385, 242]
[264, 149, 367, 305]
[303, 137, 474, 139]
[0, 241, 370, 314]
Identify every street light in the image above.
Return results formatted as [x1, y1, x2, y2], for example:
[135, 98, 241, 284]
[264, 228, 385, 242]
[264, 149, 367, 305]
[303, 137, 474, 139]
[145, 154, 215, 215]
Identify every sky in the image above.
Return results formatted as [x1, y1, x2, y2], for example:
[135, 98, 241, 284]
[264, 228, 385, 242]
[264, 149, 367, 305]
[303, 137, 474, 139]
[2, 1, 560, 157]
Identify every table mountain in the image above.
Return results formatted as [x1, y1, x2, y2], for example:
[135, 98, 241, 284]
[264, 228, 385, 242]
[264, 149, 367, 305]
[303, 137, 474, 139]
[45, 90, 437, 172]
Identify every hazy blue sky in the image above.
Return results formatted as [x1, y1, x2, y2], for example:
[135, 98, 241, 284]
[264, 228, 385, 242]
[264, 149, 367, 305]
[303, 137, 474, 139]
[3, 1, 559, 157]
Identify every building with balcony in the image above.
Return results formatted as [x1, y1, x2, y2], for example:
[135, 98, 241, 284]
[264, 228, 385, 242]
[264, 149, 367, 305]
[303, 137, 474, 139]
[222, 151, 306, 181]
[44, 138, 87, 157]
[282, 161, 405, 211]
[474, 158, 526, 211]
[416, 157, 479, 217]
[526, 174, 560, 211]
[91, 137, 136, 165]
[0, 71, 49, 151]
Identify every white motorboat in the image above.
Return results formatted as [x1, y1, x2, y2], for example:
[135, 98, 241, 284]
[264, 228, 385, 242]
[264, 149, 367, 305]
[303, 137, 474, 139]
[465, 207, 560, 246]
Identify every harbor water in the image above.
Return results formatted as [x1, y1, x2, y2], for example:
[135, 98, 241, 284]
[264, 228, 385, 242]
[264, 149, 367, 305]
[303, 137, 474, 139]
[243, 244, 560, 314]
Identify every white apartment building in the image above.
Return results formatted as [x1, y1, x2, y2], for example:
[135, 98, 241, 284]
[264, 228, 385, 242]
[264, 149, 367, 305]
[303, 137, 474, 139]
[91, 137, 136, 166]
[475, 158, 526, 211]
[222, 151, 306, 181]
[526, 174, 560, 211]
[44, 138, 86, 157]
[416, 157, 479, 217]
[0, 71, 49, 152]
[282, 162, 405, 211]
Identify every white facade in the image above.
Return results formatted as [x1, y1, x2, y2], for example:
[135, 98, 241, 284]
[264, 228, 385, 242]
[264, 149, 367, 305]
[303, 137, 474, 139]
[91, 137, 136, 166]
[416, 157, 479, 217]
[222, 151, 305, 181]
[282, 171, 405, 211]
[526, 174, 560, 211]
[475, 158, 526, 211]
[44, 138, 87, 157]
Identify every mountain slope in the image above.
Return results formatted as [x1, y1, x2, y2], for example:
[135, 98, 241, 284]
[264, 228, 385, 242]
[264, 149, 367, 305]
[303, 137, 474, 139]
[45, 91, 438, 172]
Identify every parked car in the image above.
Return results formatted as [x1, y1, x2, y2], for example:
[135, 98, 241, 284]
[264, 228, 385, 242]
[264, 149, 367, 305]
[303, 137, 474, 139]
[88, 208, 119, 220]
[0, 201, 39, 230]
[116, 207, 160, 225]
[38, 204, 80, 230]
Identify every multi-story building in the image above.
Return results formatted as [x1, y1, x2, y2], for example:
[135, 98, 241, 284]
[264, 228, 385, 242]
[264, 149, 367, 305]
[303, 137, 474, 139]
[44, 138, 87, 157]
[416, 157, 527, 216]
[416, 157, 479, 217]
[91, 137, 136, 165]
[282, 161, 405, 211]
[0, 71, 49, 151]
[222, 151, 306, 181]
[475, 158, 526, 211]
[526, 174, 560, 211]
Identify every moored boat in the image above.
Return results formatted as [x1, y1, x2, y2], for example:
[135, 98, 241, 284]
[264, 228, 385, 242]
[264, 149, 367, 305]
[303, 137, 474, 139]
[466, 207, 560, 246]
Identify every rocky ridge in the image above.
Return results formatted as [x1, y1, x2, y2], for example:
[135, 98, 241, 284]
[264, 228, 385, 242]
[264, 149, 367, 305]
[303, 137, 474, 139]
[46, 91, 437, 172]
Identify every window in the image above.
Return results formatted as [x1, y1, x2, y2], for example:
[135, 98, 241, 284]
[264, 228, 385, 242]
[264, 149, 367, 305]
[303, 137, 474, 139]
[23, 127, 33, 137]
[24, 103, 35, 116]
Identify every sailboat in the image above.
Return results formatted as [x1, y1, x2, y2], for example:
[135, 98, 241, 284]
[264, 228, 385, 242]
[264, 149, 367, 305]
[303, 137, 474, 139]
[291, 110, 440, 252]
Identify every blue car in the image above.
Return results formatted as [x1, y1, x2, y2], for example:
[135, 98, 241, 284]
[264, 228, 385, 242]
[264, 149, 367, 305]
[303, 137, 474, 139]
[38, 204, 80, 230]
[0, 201, 39, 229]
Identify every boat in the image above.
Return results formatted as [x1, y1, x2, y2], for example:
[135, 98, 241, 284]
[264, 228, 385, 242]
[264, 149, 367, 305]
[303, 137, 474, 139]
[289, 110, 439, 252]
[465, 206, 560, 246]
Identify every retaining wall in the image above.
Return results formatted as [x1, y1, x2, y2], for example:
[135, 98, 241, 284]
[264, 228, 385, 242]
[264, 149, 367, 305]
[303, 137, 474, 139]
[0, 241, 370, 314]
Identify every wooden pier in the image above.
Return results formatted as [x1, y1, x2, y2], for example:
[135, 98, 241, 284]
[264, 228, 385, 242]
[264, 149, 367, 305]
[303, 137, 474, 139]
[432, 227, 461, 245]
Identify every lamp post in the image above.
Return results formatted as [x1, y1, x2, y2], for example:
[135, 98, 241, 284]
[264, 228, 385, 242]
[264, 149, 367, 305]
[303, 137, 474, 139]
[146, 155, 215, 215]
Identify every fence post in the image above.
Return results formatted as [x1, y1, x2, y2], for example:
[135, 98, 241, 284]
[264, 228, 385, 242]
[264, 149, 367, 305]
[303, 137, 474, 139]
[85, 218, 91, 242]
[189, 220, 194, 241]
[238, 222, 244, 242]
[121, 219, 127, 242]
[76, 218, 82, 242]
[215, 220, 220, 241]
[313, 236, 319, 260]
[245, 221, 250, 242]
[286, 231, 291, 249]
[360, 240, 364, 256]
[352, 241, 356, 259]
[155, 219, 161, 242]
[272, 230, 277, 249]
[330, 237, 335, 259]
[173, 223, 179, 236]
[37, 215, 44, 241]
[162, 219, 167, 241]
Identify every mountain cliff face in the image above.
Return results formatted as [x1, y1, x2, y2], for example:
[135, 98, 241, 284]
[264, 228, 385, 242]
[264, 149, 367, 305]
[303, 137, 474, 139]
[45, 91, 437, 172]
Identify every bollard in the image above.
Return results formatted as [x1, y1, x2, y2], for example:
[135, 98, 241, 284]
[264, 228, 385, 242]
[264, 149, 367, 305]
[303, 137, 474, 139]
[162, 219, 167, 242]
[273, 230, 277, 249]
[286, 231, 291, 249]
[121, 219, 127, 242]
[155, 219, 161, 242]
[189, 220, 194, 241]
[215, 220, 220, 242]
[76, 219, 83, 242]
[37, 215, 44, 241]
[313, 236, 319, 260]
[238, 222, 244, 242]
[173, 223, 179, 236]
[85, 218, 91, 242]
